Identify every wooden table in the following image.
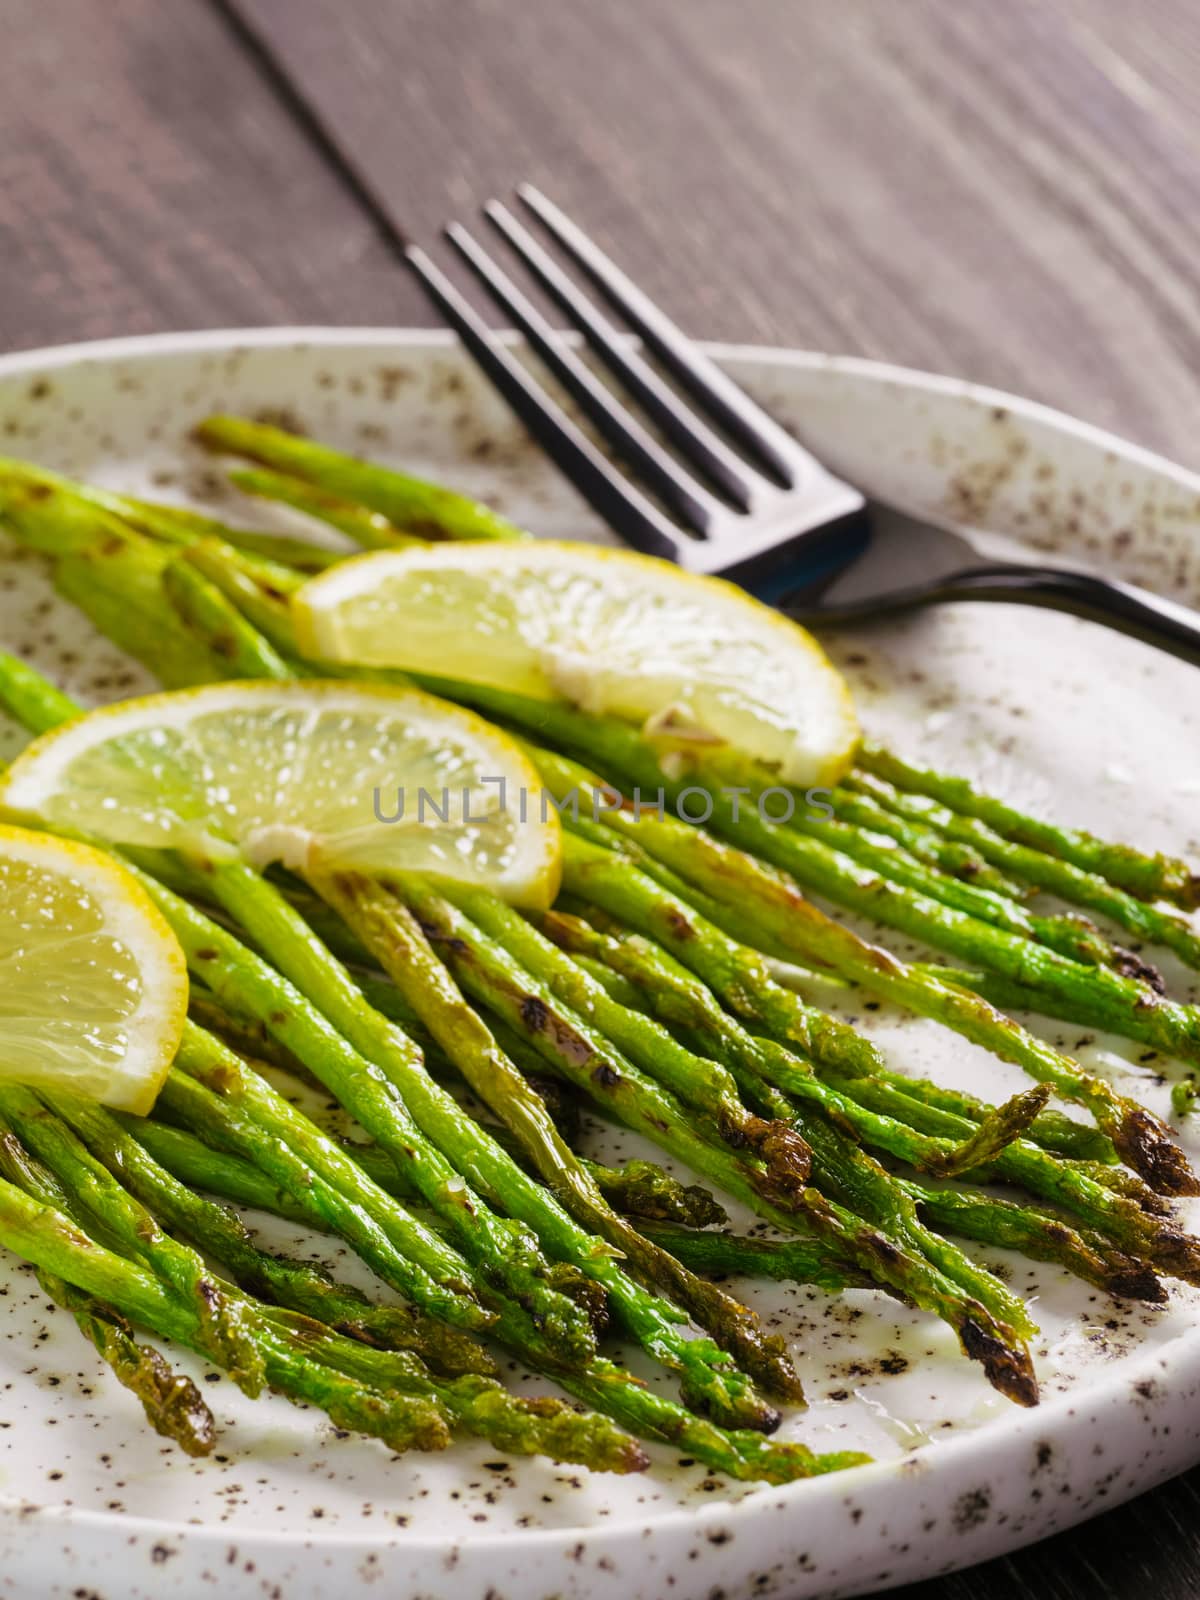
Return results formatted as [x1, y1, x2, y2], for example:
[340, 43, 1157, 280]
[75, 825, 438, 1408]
[3, 3, 1200, 1595]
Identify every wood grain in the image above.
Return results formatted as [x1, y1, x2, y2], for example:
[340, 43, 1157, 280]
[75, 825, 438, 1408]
[1057, 1, 1200, 150]
[228, 0, 1200, 468]
[0, 0, 403, 351]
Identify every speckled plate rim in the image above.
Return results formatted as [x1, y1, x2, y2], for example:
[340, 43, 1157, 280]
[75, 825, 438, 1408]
[5, 323, 1200, 487]
[1, 327, 1199, 1600]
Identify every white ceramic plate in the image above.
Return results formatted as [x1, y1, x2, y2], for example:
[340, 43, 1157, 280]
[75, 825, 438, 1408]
[1, 329, 1200, 1600]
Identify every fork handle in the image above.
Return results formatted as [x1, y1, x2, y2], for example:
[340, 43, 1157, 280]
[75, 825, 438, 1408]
[931, 564, 1200, 668]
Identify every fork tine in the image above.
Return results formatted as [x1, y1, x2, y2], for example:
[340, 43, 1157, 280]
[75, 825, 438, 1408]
[403, 246, 687, 563]
[446, 222, 723, 538]
[517, 184, 810, 489]
[483, 200, 771, 515]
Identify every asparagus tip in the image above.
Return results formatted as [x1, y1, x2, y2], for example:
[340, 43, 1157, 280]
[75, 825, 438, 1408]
[684, 1387, 782, 1436]
[742, 1117, 812, 1206]
[484, 1389, 652, 1473]
[1104, 1259, 1168, 1305]
[960, 1320, 1039, 1408]
[756, 1333, 808, 1407]
[730, 1434, 873, 1483]
[1115, 1106, 1200, 1198]
[1111, 947, 1167, 995]
[923, 1083, 1052, 1178]
[133, 1349, 219, 1457]
[1148, 1222, 1200, 1286]
[548, 1264, 612, 1339]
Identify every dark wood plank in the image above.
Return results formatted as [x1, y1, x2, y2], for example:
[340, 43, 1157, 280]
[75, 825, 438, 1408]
[229, 0, 1200, 470]
[0, 0, 404, 351]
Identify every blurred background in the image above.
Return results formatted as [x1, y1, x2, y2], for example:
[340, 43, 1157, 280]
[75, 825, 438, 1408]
[3, 0, 1198, 467]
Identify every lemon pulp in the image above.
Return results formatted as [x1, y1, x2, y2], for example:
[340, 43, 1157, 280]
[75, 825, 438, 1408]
[293, 541, 859, 787]
[0, 680, 561, 910]
[0, 824, 188, 1113]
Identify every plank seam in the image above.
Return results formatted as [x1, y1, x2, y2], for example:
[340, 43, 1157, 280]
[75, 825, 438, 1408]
[205, 0, 410, 262]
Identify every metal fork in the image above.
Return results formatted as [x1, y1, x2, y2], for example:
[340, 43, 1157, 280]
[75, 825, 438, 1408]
[405, 185, 1200, 667]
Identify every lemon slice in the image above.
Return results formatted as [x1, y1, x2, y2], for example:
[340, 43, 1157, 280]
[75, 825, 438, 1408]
[0, 681, 561, 910]
[292, 542, 859, 787]
[0, 823, 187, 1113]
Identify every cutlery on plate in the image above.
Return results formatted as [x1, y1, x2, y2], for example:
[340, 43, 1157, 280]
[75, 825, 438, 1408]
[406, 185, 1200, 666]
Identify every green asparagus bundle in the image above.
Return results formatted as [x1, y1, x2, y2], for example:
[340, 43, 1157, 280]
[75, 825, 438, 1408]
[0, 819, 859, 1478]
[442, 684, 1200, 1066]
[855, 742, 1200, 909]
[3, 433, 1199, 1483]
[0, 1124, 218, 1456]
[0, 613, 800, 1427]
[0, 1107, 453, 1457]
[0, 643, 1036, 1408]
[502, 738, 1195, 1196]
